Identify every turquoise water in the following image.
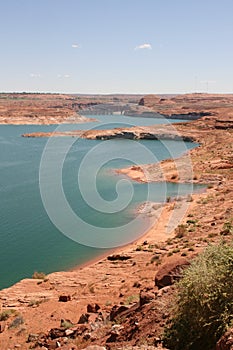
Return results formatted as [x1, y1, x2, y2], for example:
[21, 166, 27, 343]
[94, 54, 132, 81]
[0, 115, 202, 289]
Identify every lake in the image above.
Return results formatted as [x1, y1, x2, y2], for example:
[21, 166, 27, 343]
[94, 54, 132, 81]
[0, 114, 202, 289]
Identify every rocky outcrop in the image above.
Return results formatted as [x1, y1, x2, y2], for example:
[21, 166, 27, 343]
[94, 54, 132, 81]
[22, 125, 196, 143]
[155, 257, 190, 289]
[138, 93, 233, 120]
[215, 120, 233, 129]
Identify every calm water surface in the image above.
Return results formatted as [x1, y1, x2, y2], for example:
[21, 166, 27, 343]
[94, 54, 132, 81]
[0, 115, 202, 289]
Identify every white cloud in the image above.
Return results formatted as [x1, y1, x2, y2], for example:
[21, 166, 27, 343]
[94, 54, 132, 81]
[57, 74, 71, 79]
[72, 44, 80, 48]
[135, 43, 152, 50]
[30, 73, 41, 78]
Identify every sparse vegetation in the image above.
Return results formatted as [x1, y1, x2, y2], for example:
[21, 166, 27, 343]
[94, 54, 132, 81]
[166, 238, 173, 245]
[32, 271, 47, 280]
[8, 316, 24, 329]
[163, 243, 233, 350]
[181, 252, 187, 257]
[133, 281, 141, 288]
[220, 219, 233, 235]
[150, 254, 161, 264]
[197, 194, 214, 205]
[208, 232, 218, 238]
[60, 319, 74, 329]
[28, 298, 48, 307]
[0, 309, 17, 321]
[186, 219, 198, 225]
[188, 247, 195, 252]
[175, 224, 187, 238]
[125, 294, 139, 305]
[172, 248, 180, 254]
[88, 283, 95, 294]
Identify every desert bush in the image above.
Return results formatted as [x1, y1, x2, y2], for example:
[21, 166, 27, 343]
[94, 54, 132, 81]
[125, 294, 139, 305]
[220, 218, 233, 236]
[163, 243, 233, 350]
[8, 315, 24, 329]
[32, 271, 46, 279]
[0, 309, 16, 321]
[174, 224, 187, 238]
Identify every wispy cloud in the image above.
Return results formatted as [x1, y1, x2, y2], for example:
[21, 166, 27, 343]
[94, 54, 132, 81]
[57, 74, 71, 79]
[30, 73, 41, 78]
[135, 43, 152, 50]
[72, 43, 80, 48]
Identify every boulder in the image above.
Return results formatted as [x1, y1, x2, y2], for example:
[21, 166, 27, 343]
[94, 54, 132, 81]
[59, 295, 71, 302]
[109, 305, 129, 321]
[155, 257, 190, 289]
[139, 291, 155, 306]
[78, 313, 90, 324]
[48, 328, 65, 339]
[106, 331, 118, 343]
[87, 303, 100, 313]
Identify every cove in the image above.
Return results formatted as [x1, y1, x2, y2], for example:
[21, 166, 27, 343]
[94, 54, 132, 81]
[0, 115, 203, 289]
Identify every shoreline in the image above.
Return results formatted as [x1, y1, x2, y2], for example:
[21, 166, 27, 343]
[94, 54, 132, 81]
[0, 113, 226, 289]
[0, 119, 207, 291]
[70, 191, 205, 275]
[0, 116, 97, 126]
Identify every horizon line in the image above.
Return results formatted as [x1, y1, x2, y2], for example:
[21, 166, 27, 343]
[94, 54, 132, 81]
[1, 91, 233, 96]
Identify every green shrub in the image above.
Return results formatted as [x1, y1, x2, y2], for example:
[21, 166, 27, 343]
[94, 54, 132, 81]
[220, 219, 233, 236]
[163, 243, 233, 350]
[150, 254, 161, 264]
[186, 219, 197, 225]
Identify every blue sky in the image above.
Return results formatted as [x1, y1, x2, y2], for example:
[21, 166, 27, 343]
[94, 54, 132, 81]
[1, 0, 233, 94]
